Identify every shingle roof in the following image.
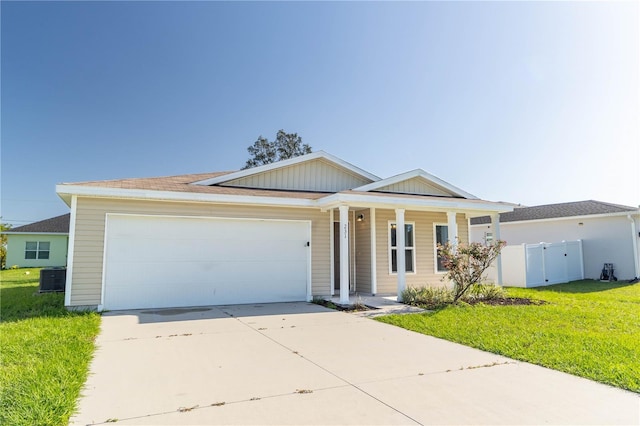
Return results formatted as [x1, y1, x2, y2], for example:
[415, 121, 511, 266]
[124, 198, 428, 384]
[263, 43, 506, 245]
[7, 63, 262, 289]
[59, 172, 330, 200]
[470, 200, 638, 225]
[7, 213, 70, 233]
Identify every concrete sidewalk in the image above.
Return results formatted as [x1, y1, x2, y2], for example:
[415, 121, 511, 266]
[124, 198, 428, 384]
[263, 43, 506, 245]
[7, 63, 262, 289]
[71, 302, 639, 425]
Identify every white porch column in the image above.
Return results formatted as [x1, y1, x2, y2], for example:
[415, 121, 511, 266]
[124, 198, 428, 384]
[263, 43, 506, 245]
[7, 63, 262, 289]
[491, 213, 503, 286]
[329, 208, 335, 295]
[370, 208, 377, 295]
[395, 208, 406, 301]
[447, 212, 458, 250]
[339, 205, 350, 304]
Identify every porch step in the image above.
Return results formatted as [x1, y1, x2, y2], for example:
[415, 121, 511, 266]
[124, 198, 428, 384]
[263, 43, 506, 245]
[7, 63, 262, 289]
[326, 294, 426, 318]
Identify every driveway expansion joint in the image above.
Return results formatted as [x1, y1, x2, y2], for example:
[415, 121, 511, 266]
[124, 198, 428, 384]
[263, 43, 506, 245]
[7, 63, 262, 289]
[226, 312, 423, 425]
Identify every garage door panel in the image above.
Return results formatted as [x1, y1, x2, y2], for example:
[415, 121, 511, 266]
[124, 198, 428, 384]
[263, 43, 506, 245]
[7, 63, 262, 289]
[107, 259, 307, 284]
[103, 215, 310, 310]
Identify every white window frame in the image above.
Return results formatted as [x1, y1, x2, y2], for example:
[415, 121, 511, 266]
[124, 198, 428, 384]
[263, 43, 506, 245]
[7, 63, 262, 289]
[484, 232, 494, 246]
[433, 223, 448, 274]
[388, 221, 417, 275]
[25, 241, 50, 260]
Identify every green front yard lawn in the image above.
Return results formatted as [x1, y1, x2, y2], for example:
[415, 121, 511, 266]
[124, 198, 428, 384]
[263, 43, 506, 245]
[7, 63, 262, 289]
[0, 268, 101, 426]
[377, 280, 640, 393]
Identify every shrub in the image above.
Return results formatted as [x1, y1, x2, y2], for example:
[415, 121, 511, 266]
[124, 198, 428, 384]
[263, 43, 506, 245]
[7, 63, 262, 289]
[402, 285, 453, 309]
[463, 283, 506, 302]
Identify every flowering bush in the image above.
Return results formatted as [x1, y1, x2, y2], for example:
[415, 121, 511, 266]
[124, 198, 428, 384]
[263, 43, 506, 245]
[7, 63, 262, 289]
[438, 240, 506, 303]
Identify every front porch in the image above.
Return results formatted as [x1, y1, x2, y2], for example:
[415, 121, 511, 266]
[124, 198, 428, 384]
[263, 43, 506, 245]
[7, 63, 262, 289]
[325, 204, 505, 304]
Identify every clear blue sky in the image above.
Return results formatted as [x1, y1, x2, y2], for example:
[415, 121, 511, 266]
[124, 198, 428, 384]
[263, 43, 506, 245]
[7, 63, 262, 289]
[2, 1, 638, 227]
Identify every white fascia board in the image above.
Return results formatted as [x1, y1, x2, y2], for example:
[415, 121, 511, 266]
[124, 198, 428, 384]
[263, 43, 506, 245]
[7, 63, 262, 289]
[55, 185, 318, 208]
[469, 210, 640, 227]
[192, 151, 380, 186]
[317, 193, 512, 214]
[2, 232, 69, 236]
[352, 169, 479, 200]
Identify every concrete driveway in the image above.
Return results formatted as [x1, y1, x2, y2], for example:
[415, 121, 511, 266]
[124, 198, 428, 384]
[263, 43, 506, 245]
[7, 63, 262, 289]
[71, 302, 639, 425]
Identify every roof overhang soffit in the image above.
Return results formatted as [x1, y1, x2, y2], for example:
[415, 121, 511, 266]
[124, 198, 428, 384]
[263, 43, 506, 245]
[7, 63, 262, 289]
[316, 193, 513, 217]
[56, 185, 514, 217]
[55, 185, 319, 209]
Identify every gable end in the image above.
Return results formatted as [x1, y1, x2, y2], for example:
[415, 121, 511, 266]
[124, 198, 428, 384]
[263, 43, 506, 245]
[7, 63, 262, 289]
[219, 158, 374, 192]
[373, 177, 457, 197]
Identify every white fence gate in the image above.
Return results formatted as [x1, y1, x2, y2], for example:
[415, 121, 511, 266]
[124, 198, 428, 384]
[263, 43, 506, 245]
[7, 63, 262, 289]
[487, 240, 584, 287]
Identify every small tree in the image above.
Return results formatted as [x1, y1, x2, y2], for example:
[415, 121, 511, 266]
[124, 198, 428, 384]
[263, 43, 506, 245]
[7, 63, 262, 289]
[244, 136, 277, 169]
[0, 220, 11, 269]
[438, 240, 506, 303]
[242, 130, 311, 169]
[274, 130, 311, 160]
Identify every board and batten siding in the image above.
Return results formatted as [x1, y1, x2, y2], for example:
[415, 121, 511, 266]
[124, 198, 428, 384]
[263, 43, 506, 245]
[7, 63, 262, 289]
[374, 210, 469, 294]
[220, 158, 372, 192]
[374, 178, 453, 197]
[69, 197, 331, 307]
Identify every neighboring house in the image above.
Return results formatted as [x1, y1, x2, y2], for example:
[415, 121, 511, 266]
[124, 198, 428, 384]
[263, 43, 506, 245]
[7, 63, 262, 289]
[3, 214, 70, 268]
[56, 151, 512, 311]
[470, 201, 640, 281]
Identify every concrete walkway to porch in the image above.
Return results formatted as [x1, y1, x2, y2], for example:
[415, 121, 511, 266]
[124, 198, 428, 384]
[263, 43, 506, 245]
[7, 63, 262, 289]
[327, 294, 426, 317]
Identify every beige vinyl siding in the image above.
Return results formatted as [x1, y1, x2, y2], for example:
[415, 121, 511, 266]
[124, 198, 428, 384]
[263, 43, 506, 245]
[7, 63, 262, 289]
[374, 210, 470, 294]
[354, 209, 371, 293]
[374, 178, 453, 197]
[221, 158, 372, 192]
[456, 215, 469, 245]
[69, 197, 331, 307]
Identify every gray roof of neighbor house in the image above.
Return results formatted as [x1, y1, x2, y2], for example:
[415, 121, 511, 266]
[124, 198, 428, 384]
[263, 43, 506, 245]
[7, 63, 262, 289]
[6, 213, 70, 234]
[470, 200, 638, 225]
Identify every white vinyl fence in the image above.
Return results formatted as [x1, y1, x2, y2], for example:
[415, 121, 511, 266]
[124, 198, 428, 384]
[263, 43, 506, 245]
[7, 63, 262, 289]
[486, 240, 584, 287]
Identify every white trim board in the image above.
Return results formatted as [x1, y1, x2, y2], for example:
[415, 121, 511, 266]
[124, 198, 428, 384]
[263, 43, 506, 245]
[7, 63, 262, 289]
[64, 195, 77, 307]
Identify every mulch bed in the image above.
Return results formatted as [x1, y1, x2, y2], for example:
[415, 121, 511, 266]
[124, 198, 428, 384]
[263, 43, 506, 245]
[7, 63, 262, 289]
[312, 299, 373, 312]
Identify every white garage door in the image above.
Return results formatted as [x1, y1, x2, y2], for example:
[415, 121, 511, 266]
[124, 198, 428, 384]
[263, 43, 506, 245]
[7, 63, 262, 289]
[103, 215, 310, 310]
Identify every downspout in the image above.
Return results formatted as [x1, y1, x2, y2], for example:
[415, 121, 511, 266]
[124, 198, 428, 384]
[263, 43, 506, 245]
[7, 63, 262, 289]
[628, 214, 640, 279]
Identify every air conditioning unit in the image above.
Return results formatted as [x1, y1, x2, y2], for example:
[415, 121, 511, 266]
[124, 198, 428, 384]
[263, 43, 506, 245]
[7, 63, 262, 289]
[39, 268, 66, 292]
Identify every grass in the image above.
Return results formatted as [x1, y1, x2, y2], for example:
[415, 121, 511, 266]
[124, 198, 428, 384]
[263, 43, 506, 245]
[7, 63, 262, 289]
[376, 280, 640, 393]
[0, 268, 101, 426]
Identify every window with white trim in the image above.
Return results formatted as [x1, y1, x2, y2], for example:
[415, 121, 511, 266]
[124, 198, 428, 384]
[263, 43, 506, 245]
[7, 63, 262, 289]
[484, 232, 494, 246]
[434, 225, 448, 272]
[389, 222, 415, 273]
[25, 241, 50, 260]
